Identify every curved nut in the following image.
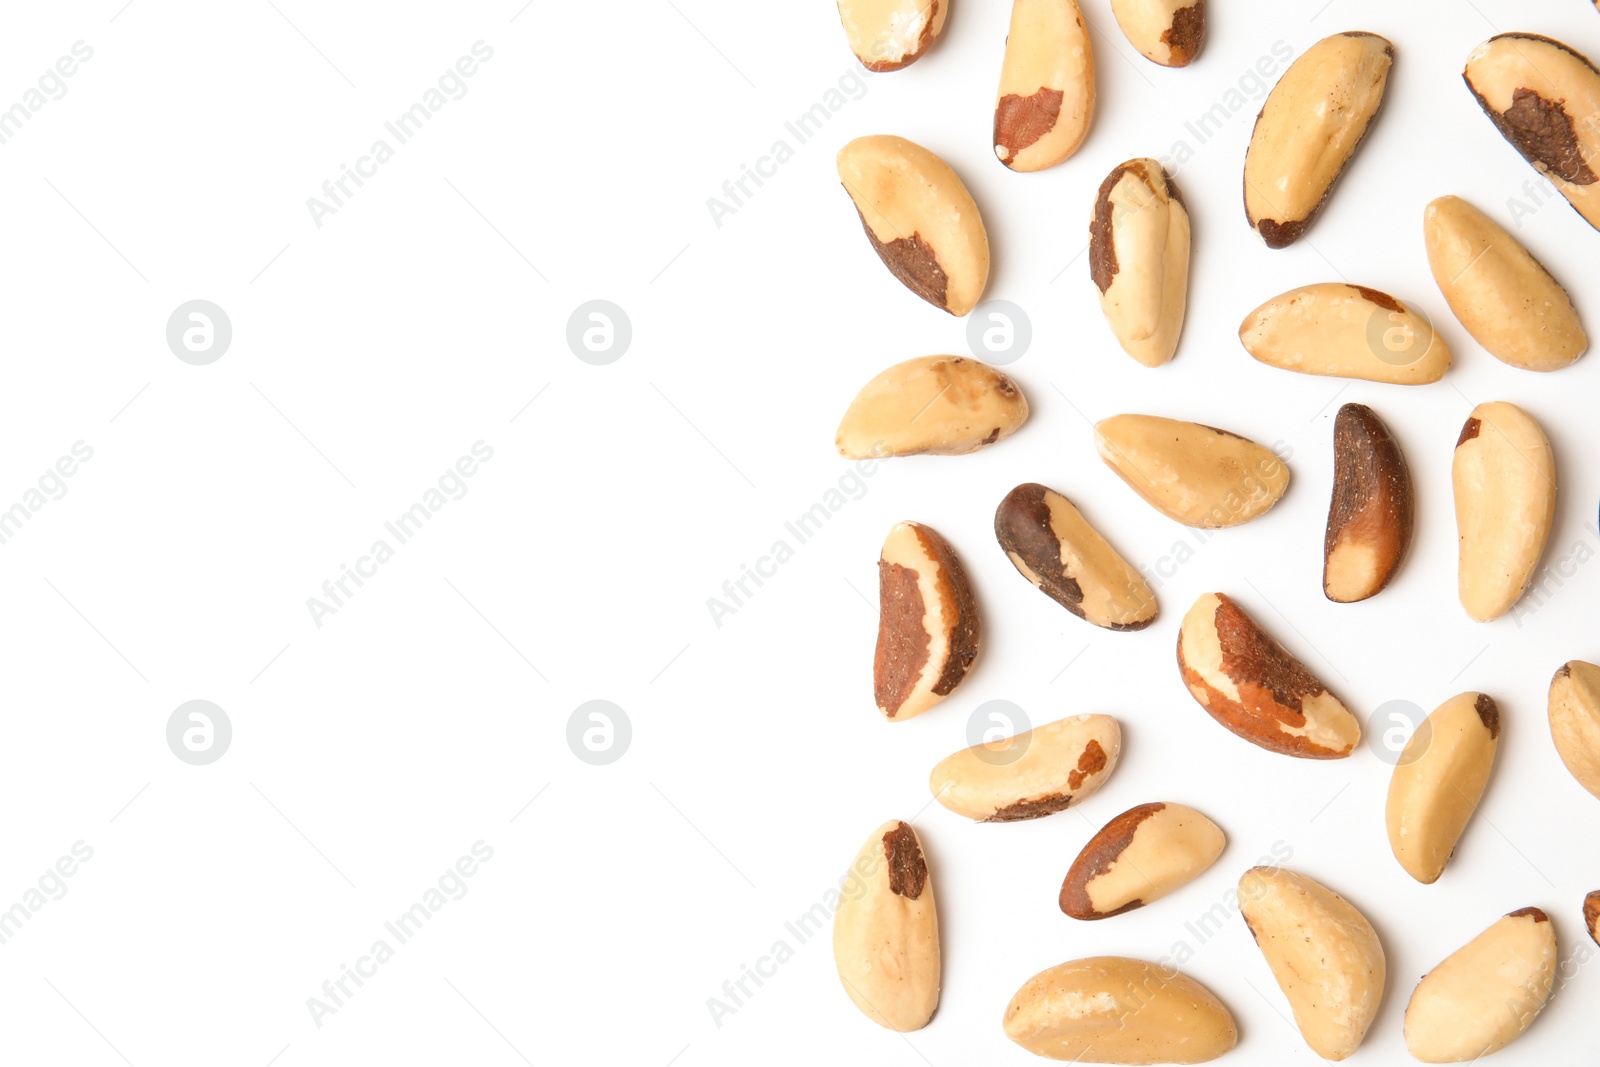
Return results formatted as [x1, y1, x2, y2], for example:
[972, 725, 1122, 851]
[1244, 33, 1394, 247]
[1465, 33, 1600, 231]
[1238, 866, 1385, 1061]
[836, 355, 1028, 458]
[1453, 401, 1556, 621]
[837, 135, 990, 315]
[1404, 908, 1556, 1062]
[994, 483, 1157, 631]
[831, 820, 939, 1031]
[928, 714, 1119, 822]
[1090, 159, 1191, 367]
[875, 522, 978, 721]
[1239, 283, 1451, 385]
[1548, 660, 1600, 800]
[1178, 593, 1359, 759]
[1094, 414, 1289, 527]
[1424, 195, 1586, 371]
[1385, 693, 1500, 884]
[993, 0, 1094, 171]
[1003, 956, 1237, 1064]
[836, 0, 947, 72]
[1325, 403, 1413, 602]
[1109, 0, 1204, 68]
[1059, 802, 1225, 920]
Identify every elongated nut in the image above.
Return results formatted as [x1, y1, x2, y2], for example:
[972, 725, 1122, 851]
[1239, 283, 1451, 384]
[1244, 33, 1394, 247]
[1238, 867, 1385, 1061]
[1404, 908, 1556, 1062]
[1095, 414, 1289, 528]
[875, 522, 978, 721]
[1325, 403, 1413, 602]
[836, 355, 1028, 458]
[1090, 159, 1190, 367]
[1453, 402, 1556, 621]
[993, 0, 1094, 171]
[1003, 957, 1237, 1064]
[1385, 693, 1500, 884]
[994, 483, 1157, 631]
[836, 0, 948, 71]
[1178, 593, 1359, 759]
[1424, 196, 1586, 371]
[832, 820, 939, 1031]
[1548, 660, 1600, 800]
[929, 714, 1118, 821]
[1059, 803, 1224, 920]
[1465, 34, 1600, 232]
[1110, 0, 1204, 67]
[1586, 890, 1600, 945]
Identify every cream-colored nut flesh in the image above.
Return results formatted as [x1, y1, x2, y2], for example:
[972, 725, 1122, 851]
[1003, 957, 1237, 1064]
[1453, 402, 1556, 621]
[993, 0, 1093, 172]
[836, 0, 948, 71]
[929, 714, 1118, 822]
[1385, 693, 1500, 884]
[836, 356, 1028, 458]
[837, 135, 990, 315]
[1404, 908, 1556, 1062]
[1238, 867, 1385, 1061]
[832, 820, 939, 1031]
[1094, 414, 1289, 527]
[1109, 0, 1204, 67]
[994, 483, 1157, 631]
[1059, 803, 1224, 919]
[1239, 283, 1451, 384]
[1090, 159, 1190, 367]
[874, 522, 979, 721]
[1244, 33, 1393, 247]
[1465, 34, 1600, 232]
[1549, 660, 1600, 800]
[1325, 403, 1413, 602]
[1178, 593, 1360, 759]
[1423, 195, 1586, 371]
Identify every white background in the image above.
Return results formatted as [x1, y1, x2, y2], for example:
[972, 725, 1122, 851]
[0, 0, 1598, 1064]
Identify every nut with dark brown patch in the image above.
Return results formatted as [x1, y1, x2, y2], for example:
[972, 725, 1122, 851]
[993, 0, 1094, 171]
[928, 714, 1119, 821]
[1453, 401, 1555, 621]
[832, 819, 940, 1031]
[1585, 890, 1600, 945]
[1059, 802, 1224, 920]
[1404, 908, 1557, 1061]
[836, 355, 1028, 458]
[1548, 660, 1600, 800]
[835, 0, 948, 72]
[874, 521, 979, 721]
[1110, 0, 1204, 67]
[1240, 283, 1451, 384]
[1178, 592, 1360, 758]
[994, 483, 1157, 631]
[1385, 693, 1500, 884]
[1090, 158, 1190, 367]
[1325, 403, 1413, 603]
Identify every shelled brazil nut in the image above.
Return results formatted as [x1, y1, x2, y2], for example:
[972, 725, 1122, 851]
[1548, 660, 1600, 800]
[1240, 283, 1450, 384]
[1110, 0, 1204, 68]
[835, 0, 948, 71]
[1404, 908, 1556, 1061]
[1094, 414, 1288, 527]
[832, 820, 939, 1031]
[1324, 403, 1413, 603]
[993, 0, 1094, 171]
[1385, 693, 1499, 884]
[928, 714, 1118, 821]
[874, 522, 979, 721]
[1453, 402, 1555, 622]
[836, 355, 1027, 457]
[1059, 802, 1224, 920]
[1090, 158, 1190, 367]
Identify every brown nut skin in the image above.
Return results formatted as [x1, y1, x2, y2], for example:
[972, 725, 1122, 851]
[1548, 660, 1600, 799]
[1109, 0, 1204, 68]
[835, 0, 948, 72]
[993, 0, 1095, 171]
[836, 356, 1029, 458]
[1403, 908, 1556, 1062]
[1059, 802, 1225, 919]
[1091, 159, 1191, 367]
[1384, 693, 1499, 884]
[1586, 890, 1600, 945]
[1178, 593, 1360, 759]
[929, 714, 1119, 822]
[874, 522, 979, 721]
[832, 820, 939, 1031]
[1324, 403, 1413, 603]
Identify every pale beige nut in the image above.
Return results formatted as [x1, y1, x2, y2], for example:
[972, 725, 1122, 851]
[832, 819, 939, 1031]
[837, 135, 990, 315]
[1003, 956, 1237, 1064]
[835, 0, 948, 71]
[993, 0, 1094, 171]
[1453, 402, 1556, 621]
[1385, 693, 1500, 885]
[1239, 283, 1451, 385]
[1404, 908, 1556, 1062]
[1325, 403, 1413, 603]
[1244, 32, 1393, 247]
[1178, 593, 1360, 759]
[874, 522, 979, 721]
[994, 483, 1157, 631]
[1423, 195, 1586, 371]
[1090, 159, 1190, 367]
[836, 355, 1028, 458]
[1059, 803, 1224, 920]
[1094, 414, 1289, 528]
[1239, 866, 1385, 1061]
[929, 713, 1118, 822]
[1109, 0, 1204, 67]
[1465, 34, 1600, 232]
[1548, 660, 1600, 800]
